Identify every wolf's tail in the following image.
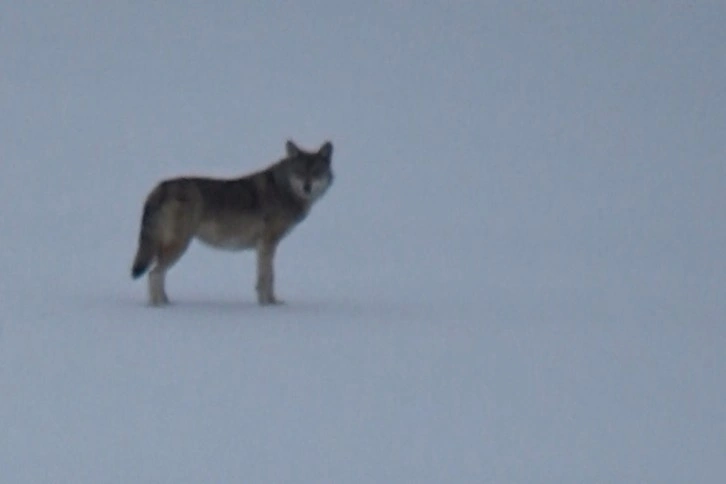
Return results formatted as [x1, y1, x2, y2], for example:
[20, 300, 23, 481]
[131, 186, 163, 279]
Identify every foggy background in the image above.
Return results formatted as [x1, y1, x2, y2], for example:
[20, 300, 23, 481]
[1, 2, 724, 482]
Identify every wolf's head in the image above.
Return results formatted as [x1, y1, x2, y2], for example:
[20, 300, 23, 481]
[284, 140, 334, 202]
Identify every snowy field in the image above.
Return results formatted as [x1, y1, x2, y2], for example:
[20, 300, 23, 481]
[1, 3, 725, 482]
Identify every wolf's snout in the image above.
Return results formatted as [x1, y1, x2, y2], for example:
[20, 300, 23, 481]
[303, 181, 312, 193]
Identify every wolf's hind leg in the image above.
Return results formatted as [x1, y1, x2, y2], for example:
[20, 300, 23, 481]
[148, 268, 169, 306]
[147, 240, 191, 306]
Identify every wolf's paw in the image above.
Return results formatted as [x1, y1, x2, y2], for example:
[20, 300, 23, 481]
[258, 295, 284, 306]
[149, 293, 170, 307]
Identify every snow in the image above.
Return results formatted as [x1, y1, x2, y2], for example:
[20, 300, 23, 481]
[1, 2, 725, 482]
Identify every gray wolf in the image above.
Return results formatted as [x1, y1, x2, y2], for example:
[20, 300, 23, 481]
[130, 140, 334, 306]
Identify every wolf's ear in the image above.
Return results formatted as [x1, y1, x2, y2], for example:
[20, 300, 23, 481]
[318, 141, 333, 160]
[286, 140, 301, 158]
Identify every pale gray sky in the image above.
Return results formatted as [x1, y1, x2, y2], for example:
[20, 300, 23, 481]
[2, 1, 724, 308]
[1, 3, 725, 482]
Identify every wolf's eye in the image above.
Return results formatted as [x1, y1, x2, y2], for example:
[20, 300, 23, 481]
[292, 166, 307, 177]
[309, 161, 326, 176]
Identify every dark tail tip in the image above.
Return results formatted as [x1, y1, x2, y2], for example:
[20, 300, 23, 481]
[131, 261, 149, 279]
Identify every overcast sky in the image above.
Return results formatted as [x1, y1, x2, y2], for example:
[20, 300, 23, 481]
[1, 1, 724, 315]
[1, 4, 725, 481]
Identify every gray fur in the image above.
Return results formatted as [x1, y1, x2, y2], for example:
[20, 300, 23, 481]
[131, 140, 334, 306]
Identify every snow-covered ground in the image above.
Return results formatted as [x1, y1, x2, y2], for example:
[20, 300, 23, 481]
[1, 3, 724, 482]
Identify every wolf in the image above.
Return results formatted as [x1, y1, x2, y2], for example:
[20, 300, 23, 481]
[130, 140, 334, 306]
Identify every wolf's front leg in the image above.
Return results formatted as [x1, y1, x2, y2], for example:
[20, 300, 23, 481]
[256, 239, 282, 305]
